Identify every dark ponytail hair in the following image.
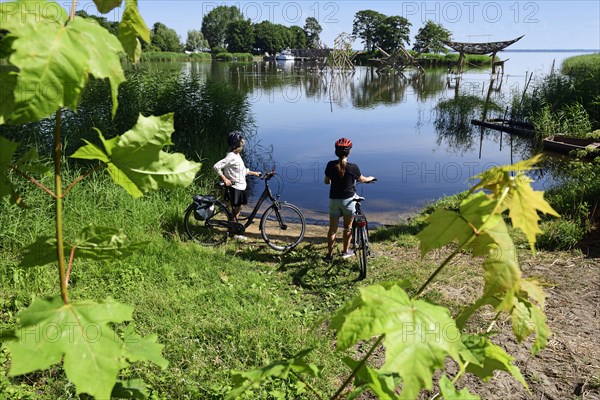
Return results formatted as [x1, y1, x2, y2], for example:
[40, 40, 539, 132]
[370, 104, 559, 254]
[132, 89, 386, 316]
[335, 147, 350, 177]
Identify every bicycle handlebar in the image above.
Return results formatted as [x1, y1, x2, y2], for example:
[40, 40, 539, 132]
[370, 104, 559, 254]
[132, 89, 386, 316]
[260, 170, 276, 181]
[358, 178, 377, 184]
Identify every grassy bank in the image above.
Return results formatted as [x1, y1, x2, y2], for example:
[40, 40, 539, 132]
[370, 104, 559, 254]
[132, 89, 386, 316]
[0, 169, 353, 398]
[140, 52, 212, 62]
[514, 52, 600, 132]
[1, 161, 597, 399]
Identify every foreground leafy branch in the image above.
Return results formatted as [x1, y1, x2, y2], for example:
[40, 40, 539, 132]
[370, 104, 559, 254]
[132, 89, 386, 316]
[228, 154, 558, 399]
[0, 0, 200, 398]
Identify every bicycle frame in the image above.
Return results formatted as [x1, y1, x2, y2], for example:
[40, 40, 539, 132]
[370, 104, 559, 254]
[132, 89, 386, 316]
[185, 170, 305, 251]
[221, 172, 282, 229]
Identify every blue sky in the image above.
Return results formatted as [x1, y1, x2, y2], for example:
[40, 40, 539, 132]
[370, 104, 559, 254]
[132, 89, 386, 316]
[79, 0, 599, 49]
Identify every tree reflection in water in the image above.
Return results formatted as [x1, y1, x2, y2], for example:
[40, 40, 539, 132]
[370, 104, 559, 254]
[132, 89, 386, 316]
[228, 62, 448, 109]
[434, 94, 502, 155]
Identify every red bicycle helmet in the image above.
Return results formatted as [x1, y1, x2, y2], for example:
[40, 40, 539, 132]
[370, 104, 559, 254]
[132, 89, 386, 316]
[335, 137, 352, 149]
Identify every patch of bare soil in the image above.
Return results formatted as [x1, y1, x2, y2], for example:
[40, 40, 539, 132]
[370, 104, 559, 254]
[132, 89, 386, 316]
[469, 252, 600, 400]
[240, 223, 600, 399]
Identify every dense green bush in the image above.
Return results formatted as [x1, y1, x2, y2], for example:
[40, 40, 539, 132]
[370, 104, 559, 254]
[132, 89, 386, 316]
[141, 51, 191, 61]
[536, 219, 586, 250]
[214, 52, 253, 61]
[0, 68, 255, 171]
[514, 53, 600, 130]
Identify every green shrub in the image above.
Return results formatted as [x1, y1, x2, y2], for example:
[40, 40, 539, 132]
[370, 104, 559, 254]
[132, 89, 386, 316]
[532, 103, 592, 137]
[214, 52, 234, 61]
[536, 219, 586, 250]
[230, 53, 253, 61]
[561, 53, 600, 81]
[515, 53, 600, 129]
[214, 52, 252, 61]
[190, 52, 212, 60]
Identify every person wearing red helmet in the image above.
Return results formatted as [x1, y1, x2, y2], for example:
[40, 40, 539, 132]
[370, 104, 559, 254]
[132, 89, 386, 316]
[324, 138, 375, 260]
[214, 132, 261, 228]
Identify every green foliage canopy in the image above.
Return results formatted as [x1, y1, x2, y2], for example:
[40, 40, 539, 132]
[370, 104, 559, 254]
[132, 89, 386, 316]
[201, 5, 243, 49]
[352, 10, 386, 52]
[290, 25, 307, 49]
[185, 29, 209, 52]
[413, 20, 452, 53]
[151, 22, 182, 52]
[375, 15, 411, 52]
[225, 19, 254, 53]
[304, 17, 322, 49]
[253, 20, 287, 54]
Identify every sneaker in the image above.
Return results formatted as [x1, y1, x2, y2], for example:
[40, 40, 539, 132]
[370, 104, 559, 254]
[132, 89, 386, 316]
[341, 250, 355, 259]
[233, 235, 248, 242]
[323, 254, 334, 262]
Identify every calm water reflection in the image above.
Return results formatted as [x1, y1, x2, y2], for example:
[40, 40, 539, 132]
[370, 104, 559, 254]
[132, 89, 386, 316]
[179, 51, 593, 224]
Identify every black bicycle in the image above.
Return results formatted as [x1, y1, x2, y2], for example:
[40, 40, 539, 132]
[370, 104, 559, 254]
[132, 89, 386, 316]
[183, 171, 306, 251]
[351, 179, 376, 280]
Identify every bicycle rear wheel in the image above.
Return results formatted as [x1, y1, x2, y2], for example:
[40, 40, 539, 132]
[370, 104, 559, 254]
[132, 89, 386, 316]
[260, 203, 306, 251]
[356, 226, 368, 280]
[184, 201, 232, 245]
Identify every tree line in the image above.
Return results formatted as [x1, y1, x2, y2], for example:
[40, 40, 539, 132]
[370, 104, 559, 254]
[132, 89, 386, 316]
[76, 7, 451, 55]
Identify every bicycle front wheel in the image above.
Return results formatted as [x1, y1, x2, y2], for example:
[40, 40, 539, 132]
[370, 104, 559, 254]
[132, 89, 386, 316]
[260, 203, 306, 251]
[356, 226, 368, 280]
[184, 201, 232, 246]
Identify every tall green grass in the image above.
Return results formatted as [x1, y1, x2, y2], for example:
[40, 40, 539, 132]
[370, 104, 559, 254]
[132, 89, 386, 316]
[140, 51, 212, 62]
[0, 168, 356, 398]
[0, 67, 254, 176]
[514, 53, 600, 131]
[532, 103, 592, 137]
[214, 52, 253, 62]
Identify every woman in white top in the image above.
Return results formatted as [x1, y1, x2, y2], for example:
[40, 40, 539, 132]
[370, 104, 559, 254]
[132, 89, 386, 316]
[213, 132, 261, 221]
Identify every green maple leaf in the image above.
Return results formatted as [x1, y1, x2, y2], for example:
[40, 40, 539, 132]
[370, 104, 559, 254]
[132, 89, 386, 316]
[227, 349, 320, 400]
[70, 113, 201, 198]
[331, 283, 464, 399]
[510, 297, 550, 355]
[519, 278, 546, 308]
[4, 296, 167, 400]
[19, 225, 145, 267]
[93, 0, 122, 13]
[0, 0, 125, 123]
[458, 192, 498, 232]
[460, 334, 528, 390]
[342, 357, 399, 400]
[417, 192, 498, 258]
[417, 209, 472, 257]
[118, 0, 150, 63]
[504, 174, 559, 252]
[438, 375, 481, 399]
[469, 219, 521, 309]
[72, 17, 126, 116]
[467, 155, 559, 252]
[470, 154, 543, 196]
[120, 326, 168, 368]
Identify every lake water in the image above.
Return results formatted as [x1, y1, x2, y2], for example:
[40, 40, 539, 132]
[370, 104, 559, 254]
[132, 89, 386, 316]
[188, 50, 596, 225]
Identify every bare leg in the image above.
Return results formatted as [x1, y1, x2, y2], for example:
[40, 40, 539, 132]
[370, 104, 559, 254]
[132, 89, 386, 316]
[233, 206, 241, 221]
[342, 215, 354, 253]
[327, 215, 339, 256]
